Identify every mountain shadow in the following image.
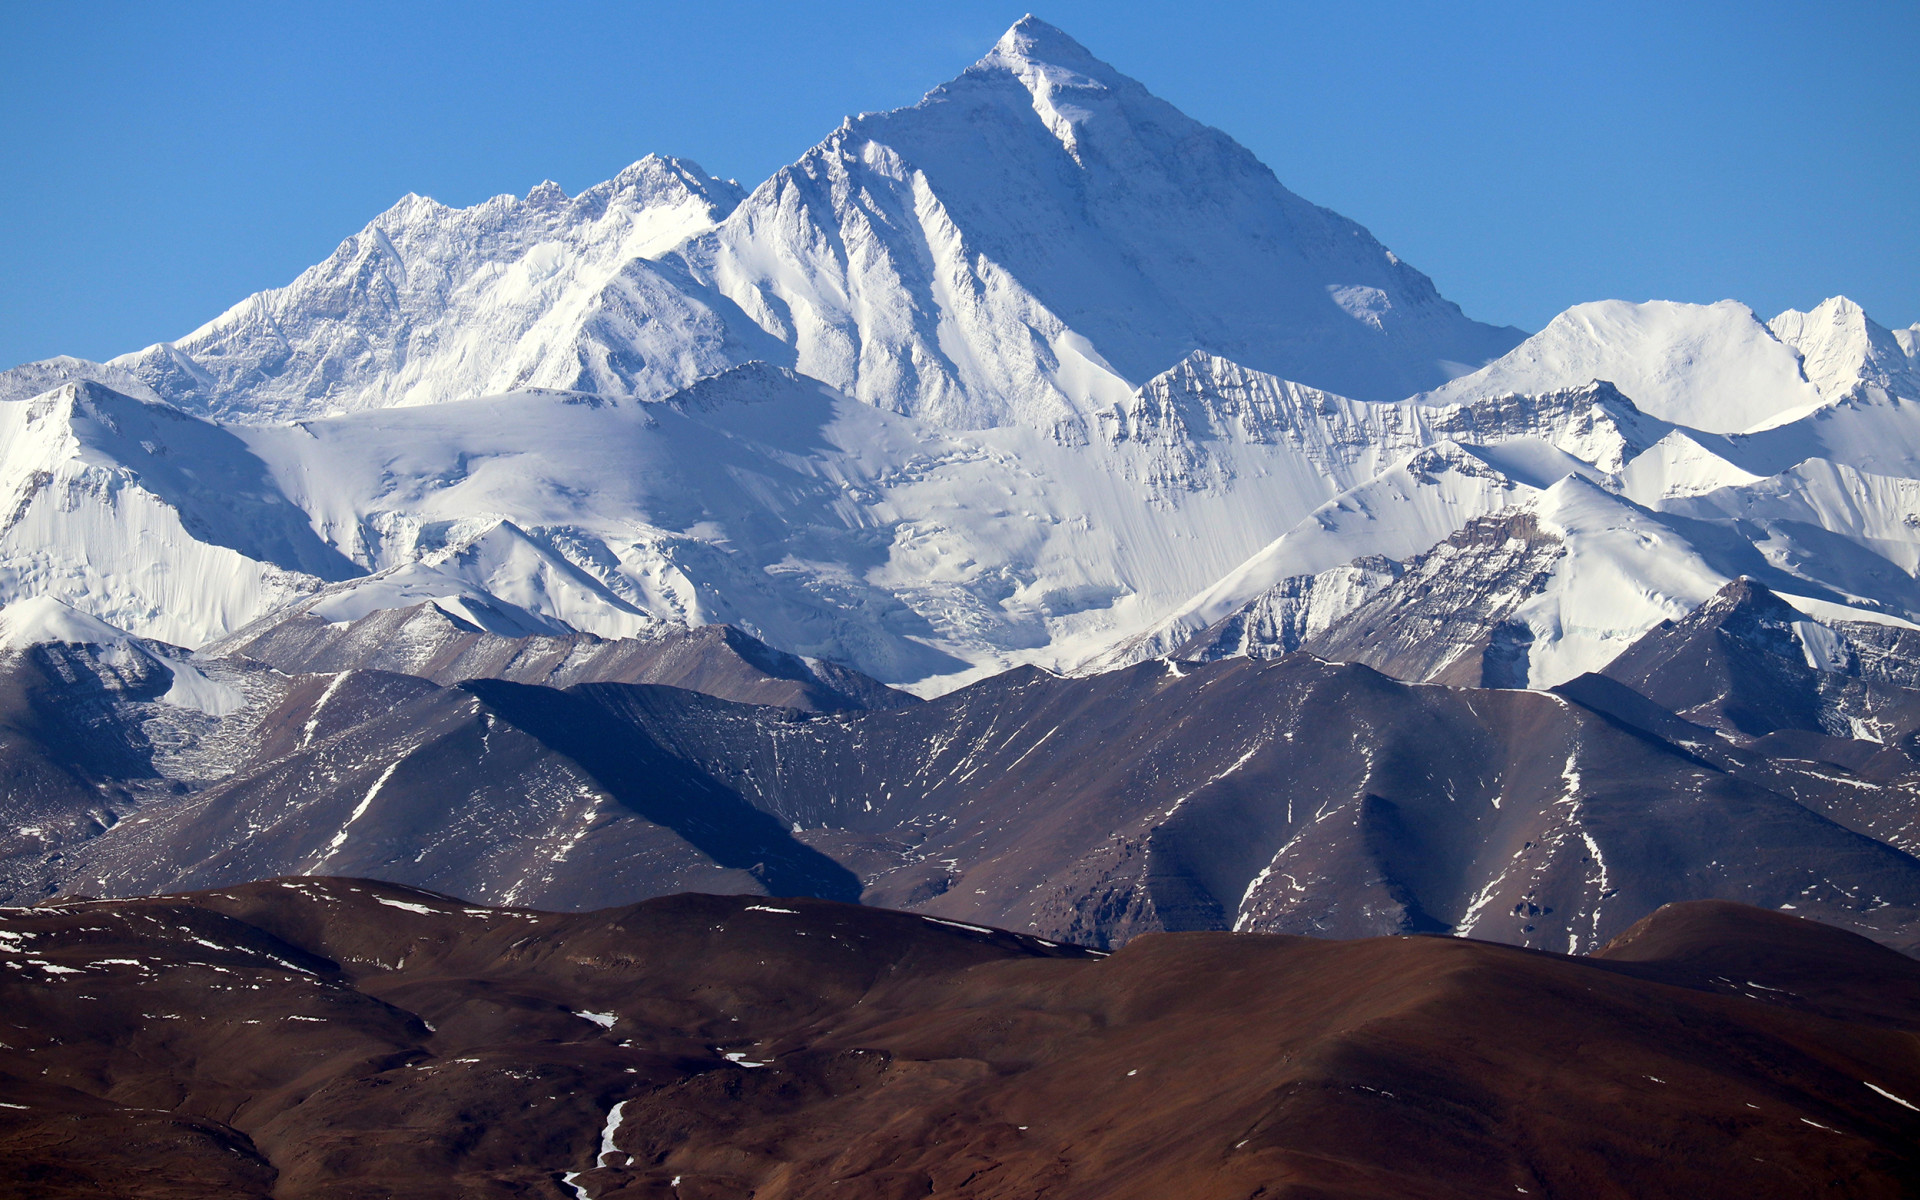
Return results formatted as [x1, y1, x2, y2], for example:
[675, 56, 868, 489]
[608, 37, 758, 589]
[463, 679, 862, 902]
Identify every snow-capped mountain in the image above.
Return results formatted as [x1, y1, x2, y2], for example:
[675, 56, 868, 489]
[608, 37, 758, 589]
[1118, 315, 1920, 687]
[214, 360, 1477, 688]
[676, 18, 1524, 425]
[1419, 296, 1920, 434]
[0, 381, 354, 646]
[4, 15, 1920, 964]
[1768, 295, 1920, 412]
[109, 157, 752, 424]
[13, 296, 1920, 696]
[40, 15, 1920, 699]
[1415, 300, 1821, 432]
[0, 355, 164, 405]
[13, 21, 1920, 1188]
[101, 18, 1521, 431]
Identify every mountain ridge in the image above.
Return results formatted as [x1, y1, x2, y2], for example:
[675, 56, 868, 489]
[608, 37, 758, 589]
[86, 16, 1521, 430]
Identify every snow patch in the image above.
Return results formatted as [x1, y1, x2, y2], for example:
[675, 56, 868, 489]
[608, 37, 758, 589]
[373, 897, 438, 916]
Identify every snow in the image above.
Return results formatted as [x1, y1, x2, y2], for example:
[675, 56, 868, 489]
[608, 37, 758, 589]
[1864, 1081, 1920, 1112]
[215, 365, 1494, 689]
[1792, 620, 1848, 673]
[0, 595, 131, 649]
[1457, 438, 1607, 491]
[301, 672, 352, 748]
[0, 381, 347, 647]
[921, 916, 995, 934]
[0, 596, 243, 713]
[1618, 431, 1764, 503]
[102, 18, 1515, 436]
[298, 523, 651, 640]
[1507, 478, 1730, 687]
[575, 1011, 617, 1029]
[312, 757, 407, 869]
[1108, 440, 1539, 662]
[1770, 297, 1920, 405]
[372, 898, 438, 915]
[158, 659, 247, 716]
[743, 905, 798, 914]
[1658, 458, 1920, 601]
[109, 158, 748, 424]
[1776, 593, 1920, 632]
[590, 1097, 630, 1167]
[0, 356, 165, 405]
[1418, 300, 1823, 433]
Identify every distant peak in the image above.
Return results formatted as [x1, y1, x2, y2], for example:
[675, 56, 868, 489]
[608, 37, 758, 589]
[609, 153, 676, 183]
[982, 14, 1108, 77]
[1771, 295, 1870, 330]
[604, 155, 744, 212]
[525, 179, 568, 207]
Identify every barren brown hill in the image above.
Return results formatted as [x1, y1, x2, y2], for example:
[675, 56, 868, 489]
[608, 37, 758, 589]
[2, 880, 1917, 1198]
[49, 652, 1920, 953]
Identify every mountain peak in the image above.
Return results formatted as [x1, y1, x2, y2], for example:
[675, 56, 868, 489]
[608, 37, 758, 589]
[962, 15, 1131, 170]
[524, 179, 568, 208]
[984, 15, 1105, 75]
[1421, 299, 1821, 433]
[1769, 295, 1918, 404]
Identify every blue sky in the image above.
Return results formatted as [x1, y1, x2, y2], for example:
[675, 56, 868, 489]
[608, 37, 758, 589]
[3, 1, 1915, 370]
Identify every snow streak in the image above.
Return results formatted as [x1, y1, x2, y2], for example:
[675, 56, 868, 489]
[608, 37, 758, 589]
[311, 755, 406, 870]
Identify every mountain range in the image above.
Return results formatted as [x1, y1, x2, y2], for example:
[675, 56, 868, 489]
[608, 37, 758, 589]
[8, 15, 1920, 1194]
[2, 17, 1919, 950]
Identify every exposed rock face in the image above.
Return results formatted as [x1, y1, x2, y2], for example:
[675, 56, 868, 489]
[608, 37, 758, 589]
[0, 629, 279, 902]
[1174, 556, 1402, 662]
[3, 883, 1918, 1199]
[28, 644, 1920, 957]
[1300, 512, 1567, 687]
[1599, 578, 1920, 745]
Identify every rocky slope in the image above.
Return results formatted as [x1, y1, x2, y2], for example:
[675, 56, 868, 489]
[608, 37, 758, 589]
[16, 608, 1920, 957]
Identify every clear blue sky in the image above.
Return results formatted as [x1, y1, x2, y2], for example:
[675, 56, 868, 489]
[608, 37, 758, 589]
[3, 1, 1915, 371]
